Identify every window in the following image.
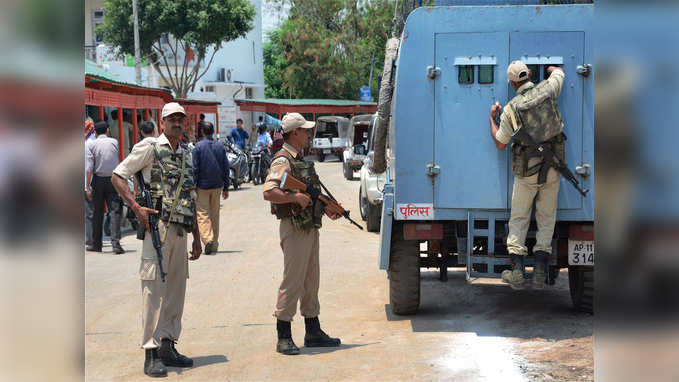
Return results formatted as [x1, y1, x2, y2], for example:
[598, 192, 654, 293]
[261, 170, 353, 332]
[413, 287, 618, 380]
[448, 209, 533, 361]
[478, 65, 494, 84]
[458, 65, 474, 84]
[544, 64, 561, 80]
[527, 64, 540, 83]
[204, 85, 215, 92]
[245, 87, 253, 99]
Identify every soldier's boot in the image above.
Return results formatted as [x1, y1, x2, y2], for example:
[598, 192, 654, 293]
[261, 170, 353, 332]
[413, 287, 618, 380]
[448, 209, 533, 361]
[532, 251, 549, 290]
[158, 339, 194, 367]
[304, 317, 341, 347]
[144, 349, 167, 378]
[501, 254, 525, 290]
[276, 319, 300, 355]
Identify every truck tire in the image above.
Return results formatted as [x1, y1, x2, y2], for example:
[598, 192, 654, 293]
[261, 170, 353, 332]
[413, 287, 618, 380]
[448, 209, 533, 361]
[389, 224, 420, 315]
[344, 162, 354, 180]
[568, 266, 593, 313]
[359, 185, 368, 221]
[366, 202, 381, 232]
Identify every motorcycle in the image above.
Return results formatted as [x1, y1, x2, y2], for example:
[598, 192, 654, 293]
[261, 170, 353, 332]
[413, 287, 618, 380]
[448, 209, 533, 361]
[224, 140, 250, 190]
[249, 143, 272, 185]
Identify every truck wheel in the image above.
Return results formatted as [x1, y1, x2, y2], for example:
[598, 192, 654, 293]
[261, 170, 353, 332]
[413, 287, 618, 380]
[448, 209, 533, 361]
[344, 162, 353, 180]
[568, 266, 593, 313]
[359, 186, 368, 221]
[251, 163, 259, 185]
[318, 152, 325, 162]
[389, 224, 420, 315]
[366, 202, 381, 232]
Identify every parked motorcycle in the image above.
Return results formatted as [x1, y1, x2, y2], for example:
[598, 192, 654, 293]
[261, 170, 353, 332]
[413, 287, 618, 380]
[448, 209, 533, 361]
[250, 143, 272, 185]
[224, 140, 250, 190]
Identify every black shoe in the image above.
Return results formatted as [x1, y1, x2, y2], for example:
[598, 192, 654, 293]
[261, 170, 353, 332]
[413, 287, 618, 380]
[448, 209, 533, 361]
[144, 349, 167, 378]
[276, 319, 300, 355]
[158, 339, 194, 367]
[304, 317, 341, 347]
[205, 241, 214, 255]
[112, 244, 126, 255]
[86, 245, 102, 252]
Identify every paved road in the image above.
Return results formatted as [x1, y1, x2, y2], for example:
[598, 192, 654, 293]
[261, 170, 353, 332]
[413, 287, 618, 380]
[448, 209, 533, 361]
[85, 158, 593, 381]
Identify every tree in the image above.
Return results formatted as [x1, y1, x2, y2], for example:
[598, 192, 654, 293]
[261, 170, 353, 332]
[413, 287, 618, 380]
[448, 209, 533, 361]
[97, 0, 255, 97]
[263, 0, 398, 100]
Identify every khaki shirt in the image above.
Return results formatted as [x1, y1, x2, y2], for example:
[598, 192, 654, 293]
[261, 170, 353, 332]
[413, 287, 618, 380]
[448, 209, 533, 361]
[112, 134, 183, 183]
[495, 69, 565, 145]
[262, 143, 298, 192]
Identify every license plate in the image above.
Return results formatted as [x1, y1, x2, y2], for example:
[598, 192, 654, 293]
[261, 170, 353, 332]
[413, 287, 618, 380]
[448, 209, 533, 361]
[323, 149, 331, 154]
[568, 240, 594, 266]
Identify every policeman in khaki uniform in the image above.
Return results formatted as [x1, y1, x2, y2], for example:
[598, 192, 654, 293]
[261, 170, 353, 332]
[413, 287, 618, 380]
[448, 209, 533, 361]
[263, 112, 342, 355]
[112, 102, 202, 378]
[489, 61, 565, 290]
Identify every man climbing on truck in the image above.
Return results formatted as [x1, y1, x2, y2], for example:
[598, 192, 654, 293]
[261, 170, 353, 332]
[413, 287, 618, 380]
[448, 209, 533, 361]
[488, 60, 565, 290]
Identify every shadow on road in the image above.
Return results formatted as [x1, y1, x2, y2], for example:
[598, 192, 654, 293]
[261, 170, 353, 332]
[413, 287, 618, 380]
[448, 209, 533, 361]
[384, 269, 592, 341]
[300, 342, 376, 355]
[212, 250, 243, 255]
[171, 355, 228, 375]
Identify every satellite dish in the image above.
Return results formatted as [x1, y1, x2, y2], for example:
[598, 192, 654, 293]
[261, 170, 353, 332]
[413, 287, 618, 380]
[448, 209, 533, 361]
[226, 69, 232, 82]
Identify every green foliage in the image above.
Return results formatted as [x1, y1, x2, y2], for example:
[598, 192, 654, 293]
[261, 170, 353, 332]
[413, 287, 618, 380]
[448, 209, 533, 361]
[97, 0, 255, 97]
[264, 0, 396, 100]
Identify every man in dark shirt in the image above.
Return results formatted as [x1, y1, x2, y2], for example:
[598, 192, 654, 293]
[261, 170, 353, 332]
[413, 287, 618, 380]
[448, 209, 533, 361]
[86, 121, 125, 254]
[229, 118, 249, 150]
[193, 121, 230, 254]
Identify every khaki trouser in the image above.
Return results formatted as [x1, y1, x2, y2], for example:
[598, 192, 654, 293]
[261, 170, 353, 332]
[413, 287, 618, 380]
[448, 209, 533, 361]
[506, 167, 560, 256]
[274, 218, 320, 322]
[140, 221, 189, 349]
[196, 188, 222, 247]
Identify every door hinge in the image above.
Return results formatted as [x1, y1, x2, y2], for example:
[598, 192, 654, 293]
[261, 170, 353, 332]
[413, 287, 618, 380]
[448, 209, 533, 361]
[575, 163, 590, 177]
[426, 163, 440, 177]
[427, 65, 441, 79]
[576, 64, 592, 77]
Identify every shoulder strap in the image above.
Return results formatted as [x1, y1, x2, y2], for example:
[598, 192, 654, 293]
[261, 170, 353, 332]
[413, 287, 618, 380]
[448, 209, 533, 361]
[506, 104, 519, 133]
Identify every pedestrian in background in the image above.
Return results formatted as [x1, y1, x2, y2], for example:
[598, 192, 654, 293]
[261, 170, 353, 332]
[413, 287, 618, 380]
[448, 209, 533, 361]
[84, 118, 96, 248]
[86, 120, 125, 254]
[193, 121, 230, 254]
[229, 118, 249, 150]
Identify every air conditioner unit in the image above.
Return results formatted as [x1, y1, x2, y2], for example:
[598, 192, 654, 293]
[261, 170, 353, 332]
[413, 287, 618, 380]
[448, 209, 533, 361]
[218, 68, 225, 82]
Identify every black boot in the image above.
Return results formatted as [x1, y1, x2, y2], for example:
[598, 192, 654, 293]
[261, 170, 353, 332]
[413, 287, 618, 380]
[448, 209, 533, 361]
[158, 339, 194, 367]
[276, 319, 300, 355]
[501, 254, 525, 290]
[144, 349, 167, 378]
[532, 251, 549, 290]
[304, 317, 341, 347]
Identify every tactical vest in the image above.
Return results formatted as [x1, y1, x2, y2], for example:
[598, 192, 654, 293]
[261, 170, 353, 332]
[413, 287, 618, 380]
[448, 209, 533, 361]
[270, 149, 324, 231]
[507, 82, 566, 177]
[149, 142, 196, 228]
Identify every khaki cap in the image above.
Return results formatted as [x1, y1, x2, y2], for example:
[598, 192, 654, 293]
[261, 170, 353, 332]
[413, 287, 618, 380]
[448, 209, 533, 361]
[281, 112, 315, 133]
[161, 102, 186, 119]
[507, 60, 530, 83]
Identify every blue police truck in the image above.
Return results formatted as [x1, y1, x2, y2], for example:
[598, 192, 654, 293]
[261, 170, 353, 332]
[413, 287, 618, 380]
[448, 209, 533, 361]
[375, 1, 594, 314]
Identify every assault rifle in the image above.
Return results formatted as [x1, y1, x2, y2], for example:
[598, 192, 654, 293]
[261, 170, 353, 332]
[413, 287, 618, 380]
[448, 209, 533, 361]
[279, 173, 364, 230]
[511, 127, 589, 197]
[135, 172, 168, 282]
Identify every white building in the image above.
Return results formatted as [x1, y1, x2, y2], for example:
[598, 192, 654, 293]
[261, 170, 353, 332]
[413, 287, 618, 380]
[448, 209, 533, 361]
[85, 0, 266, 137]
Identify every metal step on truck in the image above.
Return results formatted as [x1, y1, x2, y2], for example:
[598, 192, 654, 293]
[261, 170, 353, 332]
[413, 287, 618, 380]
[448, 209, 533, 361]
[374, 0, 594, 315]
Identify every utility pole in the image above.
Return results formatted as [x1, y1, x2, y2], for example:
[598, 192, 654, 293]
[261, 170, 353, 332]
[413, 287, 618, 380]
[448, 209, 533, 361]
[132, 0, 142, 85]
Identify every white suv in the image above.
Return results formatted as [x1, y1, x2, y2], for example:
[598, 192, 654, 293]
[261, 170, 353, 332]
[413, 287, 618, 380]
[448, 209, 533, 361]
[359, 118, 386, 232]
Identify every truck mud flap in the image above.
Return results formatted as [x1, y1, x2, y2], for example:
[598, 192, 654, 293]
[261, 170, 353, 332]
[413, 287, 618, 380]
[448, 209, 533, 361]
[378, 183, 394, 270]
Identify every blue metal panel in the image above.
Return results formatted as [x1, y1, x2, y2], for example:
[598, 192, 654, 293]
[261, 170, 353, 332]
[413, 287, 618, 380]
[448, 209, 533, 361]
[434, 32, 510, 209]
